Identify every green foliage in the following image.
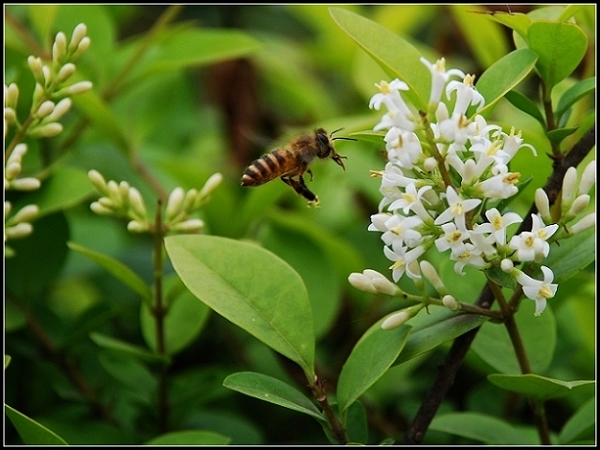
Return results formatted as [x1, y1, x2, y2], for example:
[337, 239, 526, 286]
[4, 4, 595, 446]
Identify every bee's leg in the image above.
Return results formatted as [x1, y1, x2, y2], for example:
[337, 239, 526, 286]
[307, 169, 314, 181]
[281, 176, 320, 206]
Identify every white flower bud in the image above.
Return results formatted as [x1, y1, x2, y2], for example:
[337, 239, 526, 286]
[348, 272, 377, 293]
[534, 188, 552, 224]
[107, 180, 120, 204]
[128, 187, 147, 220]
[56, 63, 76, 83]
[127, 220, 149, 233]
[28, 122, 63, 138]
[70, 23, 88, 50]
[565, 194, 590, 222]
[5, 162, 21, 180]
[98, 197, 114, 208]
[381, 311, 410, 330]
[169, 218, 205, 232]
[183, 188, 199, 213]
[42, 65, 52, 87]
[5, 201, 12, 217]
[27, 57, 44, 85]
[10, 177, 41, 191]
[578, 161, 595, 196]
[36, 100, 55, 118]
[165, 187, 185, 222]
[4, 107, 17, 124]
[423, 157, 438, 172]
[442, 295, 460, 311]
[88, 169, 108, 194]
[5, 83, 19, 109]
[90, 201, 113, 216]
[561, 167, 578, 207]
[66, 81, 93, 95]
[569, 213, 595, 234]
[5, 222, 33, 240]
[363, 269, 400, 295]
[12, 204, 39, 223]
[8, 143, 28, 164]
[118, 181, 130, 203]
[46, 98, 72, 121]
[52, 32, 68, 65]
[33, 83, 45, 104]
[71, 37, 91, 61]
[501, 258, 514, 272]
[419, 260, 448, 296]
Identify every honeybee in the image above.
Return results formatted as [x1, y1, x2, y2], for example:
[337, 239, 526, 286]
[240, 128, 355, 207]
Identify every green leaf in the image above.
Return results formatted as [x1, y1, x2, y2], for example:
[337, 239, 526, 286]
[140, 275, 210, 355]
[223, 372, 323, 421]
[68, 242, 153, 302]
[484, 10, 531, 42]
[337, 321, 411, 414]
[329, 7, 429, 110]
[164, 235, 316, 381]
[5, 404, 68, 445]
[98, 352, 157, 405]
[145, 430, 231, 446]
[487, 373, 595, 401]
[90, 332, 169, 365]
[504, 90, 546, 127]
[26, 5, 59, 47]
[559, 397, 595, 444]
[555, 77, 596, 122]
[450, 5, 510, 69]
[475, 48, 538, 118]
[546, 126, 579, 144]
[345, 401, 368, 444]
[528, 21, 588, 91]
[430, 411, 540, 445]
[395, 307, 488, 365]
[485, 265, 518, 290]
[472, 300, 556, 374]
[545, 228, 595, 284]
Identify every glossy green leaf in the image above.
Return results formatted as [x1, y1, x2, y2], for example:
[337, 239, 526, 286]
[487, 373, 595, 401]
[146, 430, 231, 446]
[545, 228, 595, 284]
[98, 352, 157, 404]
[89, 332, 169, 365]
[5, 404, 68, 445]
[164, 235, 315, 381]
[68, 242, 152, 302]
[559, 397, 595, 444]
[223, 372, 323, 421]
[555, 77, 596, 122]
[11, 166, 95, 220]
[329, 7, 429, 110]
[504, 90, 546, 126]
[337, 321, 411, 414]
[140, 275, 210, 355]
[546, 126, 579, 144]
[528, 21, 588, 91]
[395, 306, 488, 365]
[475, 48, 538, 118]
[472, 300, 556, 374]
[485, 265, 518, 290]
[450, 5, 510, 69]
[430, 412, 540, 445]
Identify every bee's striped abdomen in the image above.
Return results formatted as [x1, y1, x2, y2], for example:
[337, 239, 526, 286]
[241, 149, 298, 186]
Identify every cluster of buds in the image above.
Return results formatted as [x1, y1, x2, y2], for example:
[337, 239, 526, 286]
[349, 57, 596, 327]
[88, 170, 223, 234]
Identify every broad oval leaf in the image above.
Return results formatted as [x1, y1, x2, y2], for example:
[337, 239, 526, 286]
[504, 90, 546, 126]
[555, 76, 596, 123]
[68, 242, 153, 302]
[337, 321, 411, 414]
[145, 430, 231, 446]
[430, 412, 541, 445]
[547, 126, 579, 144]
[395, 306, 488, 365]
[89, 332, 170, 365]
[164, 235, 315, 381]
[5, 404, 68, 445]
[329, 7, 429, 110]
[475, 48, 538, 118]
[528, 21, 588, 91]
[487, 373, 595, 401]
[472, 300, 556, 374]
[223, 372, 323, 421]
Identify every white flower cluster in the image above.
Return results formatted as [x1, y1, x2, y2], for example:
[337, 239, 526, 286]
[88, 170, 222, 234]
[350, 57, 595, 320]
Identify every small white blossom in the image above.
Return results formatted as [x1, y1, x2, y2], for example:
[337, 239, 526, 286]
[434, 186, 481, 231]
[516, 266, 557, 316]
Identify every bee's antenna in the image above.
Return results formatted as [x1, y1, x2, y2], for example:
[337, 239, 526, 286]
[330, 127, 345, 136]
[332, 136, 357, 142]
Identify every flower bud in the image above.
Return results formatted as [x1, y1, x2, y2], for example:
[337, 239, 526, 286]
[183, 188, 199, 213]
[28, 122, 63, 138]
[36, 100, 55, 118]
[66, 81, 93, 95]
[8, 143, 28, 164]
[46, 98, 72, 121]
[27, 57, 45, 85]
[12, 204, 39, 223]
[70, 23, 88, 51]
[5, 162, 21, 180]
[128, 187, 147, 221]
[10, 177, 41, 191]
[165, 187, 185, 222]
[56, 63, 76, 83]
[534, 188, 552, 223]
[88, 169, 108, 194]
[196, 172, 223, 206]
[52, 32, 68, 65]
[5, 107, 17, 124]
[90, 201, 113, 216]
[561, 167, 578, 208]
[578, 161, 595, 196]
[364, 269, 400, 295]
[71, 37, 91, 61]
[381, 310, 411, 330]
[501, 258, 514, 273]
[169, 218, 205, 232]
[127, 220, 149, 233]
[419, 260, 448, 296]
[33, 83, 45, 105]
[5, 83, 19, 109]
[5, 222, 33, 240]
[348, 272, 377, 293]
[42, 65, 52, 88]
[442, 295, 460, 311]
[106, 180, 120, 204]
[564, 194, 590, 222]
[569, 213, 595, 234]
[5, 201, 12, 217]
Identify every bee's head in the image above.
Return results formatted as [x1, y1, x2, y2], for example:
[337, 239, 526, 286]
[316, 127, 355, 171]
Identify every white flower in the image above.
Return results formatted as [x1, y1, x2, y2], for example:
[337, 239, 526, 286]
[380, 213, 424, 248]
[508, 214, 558, 262]
[434, 222, 469, 253]
[446, 74, 485, 116]
[474, 165, 520, 199]
[516, 266, 557, 316]
[434, 186, 481, 231]
[389, 182, 432, 221]
[420, 57, 465, 106]
[384, 244, 425, 282]
[471, 208, 522, 246]
[384, 128, 423, 168]
[450, 242, 487, 275]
